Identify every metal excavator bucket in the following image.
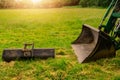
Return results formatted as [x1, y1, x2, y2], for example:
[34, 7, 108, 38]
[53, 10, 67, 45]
[72, 24, 116, 63]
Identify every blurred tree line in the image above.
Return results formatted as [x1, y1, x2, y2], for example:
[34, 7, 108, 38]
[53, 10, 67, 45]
[79, 0, 112, 7]
[0, 0, 112, 8]
[0, 0, 80, 8]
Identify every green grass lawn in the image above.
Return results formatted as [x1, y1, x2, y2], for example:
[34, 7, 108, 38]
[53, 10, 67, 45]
[0, 8, 120, 80]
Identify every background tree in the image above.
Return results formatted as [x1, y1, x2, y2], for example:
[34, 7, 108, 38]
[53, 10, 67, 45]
[79, 0, 112, 7]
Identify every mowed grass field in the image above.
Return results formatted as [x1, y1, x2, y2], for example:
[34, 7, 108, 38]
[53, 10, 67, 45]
[0, 8, 120, 80]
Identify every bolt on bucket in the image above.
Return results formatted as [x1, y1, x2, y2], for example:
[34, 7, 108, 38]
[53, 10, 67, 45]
[72, 24, 116, 63]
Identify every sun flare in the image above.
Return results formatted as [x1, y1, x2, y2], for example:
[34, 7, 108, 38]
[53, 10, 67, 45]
[31, 0, 41, 3]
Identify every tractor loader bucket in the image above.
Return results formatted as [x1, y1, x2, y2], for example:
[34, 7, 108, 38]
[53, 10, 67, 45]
[72, 24, 116, 63]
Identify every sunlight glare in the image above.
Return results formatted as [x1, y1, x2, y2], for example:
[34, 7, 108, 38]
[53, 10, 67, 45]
[15, 0, 22, 2]
[31, 0, 41, 4]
